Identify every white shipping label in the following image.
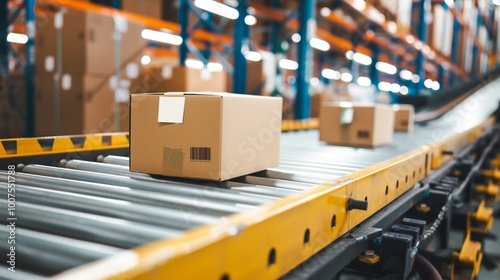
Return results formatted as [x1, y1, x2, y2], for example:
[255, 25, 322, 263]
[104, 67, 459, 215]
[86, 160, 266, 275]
[158, 97, 185, 123]
[339, 108, 354, 125]
[61, 74, 72, 90]
[45, 56, 55, 72]
[115, 88, 129, 102]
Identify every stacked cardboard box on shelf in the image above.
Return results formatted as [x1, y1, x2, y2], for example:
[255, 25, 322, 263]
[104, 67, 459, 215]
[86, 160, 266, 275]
[121, 0, 163, 19]
[131, 65, 226, 94]
[225, 59, 265, 95]
[35, 9, 145, 136]
[0, 75, 26, 138]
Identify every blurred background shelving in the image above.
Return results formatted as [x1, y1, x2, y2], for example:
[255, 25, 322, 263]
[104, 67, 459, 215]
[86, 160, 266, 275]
[1, 0, 499, 138]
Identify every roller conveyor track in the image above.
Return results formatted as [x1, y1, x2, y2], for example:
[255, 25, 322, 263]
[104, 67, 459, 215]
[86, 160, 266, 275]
[0, 78, 499, 279]
[1, 138, 416, 278]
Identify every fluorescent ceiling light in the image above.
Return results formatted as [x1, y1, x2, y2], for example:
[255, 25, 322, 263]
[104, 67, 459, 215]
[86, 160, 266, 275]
[140, 55, 151, 65]
[400, 86, 409, 95]
[141, 29, 182, 45]
[340, 72, 353, 82]
[432, 81, 440, 91]
[185, 59, 223, 72]
[310, 38, 330, 51]
[387, 21, 397, 34]
[310, 77, 320, 87]
[378, 81, 391, 91]
[352, 0, 366, 11]
[376, 62, 397, 75]
[357, 76, 371, 87]
[245, 15, 257, 25]
[207, 62, 223, 72]
[406, 35, 415, 44]
[444, 0, 455, 8]
[321, 69, 341, 80]
[346, 51, 354, 60]
[415, 41, 423, 50]
[7, 32, 28, 44]
[399, 70, 413, 80]
[424, 79, 433, 88]
[390, 83, 401, 93]
[369, 9, 385, 23]
[320, 7, 331, 17]
[186, 59, 204, 69]
[279, 59, 298, 70]
[194, 0, 239, 20]
[422, 45, 431, 54]
[245, 51, 262, 61]
[353, 52, 372, 65]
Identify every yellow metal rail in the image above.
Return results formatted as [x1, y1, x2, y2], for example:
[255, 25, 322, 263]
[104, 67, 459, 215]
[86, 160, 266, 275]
[0, 133, 129, 158]
[51, 119, 494, 279]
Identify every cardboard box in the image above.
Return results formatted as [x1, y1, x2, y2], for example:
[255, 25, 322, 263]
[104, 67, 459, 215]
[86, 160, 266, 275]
[36, 9, 145, 76]
[311, 92, 334, 118]
[131, 66, 226, 94]
[35, 73, 129, 136]
[319, 102, 394, 147]
[122, 0, 163, 19]
[130, 92, 282, 181]
[0, 75, 26, 138]
[393, 104, 414, 132]
[225, 59, 265, 95]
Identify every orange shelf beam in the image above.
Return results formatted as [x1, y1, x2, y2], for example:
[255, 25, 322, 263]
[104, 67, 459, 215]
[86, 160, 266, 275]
[37, 0, 233, 46]
[341, 0, 469, 78]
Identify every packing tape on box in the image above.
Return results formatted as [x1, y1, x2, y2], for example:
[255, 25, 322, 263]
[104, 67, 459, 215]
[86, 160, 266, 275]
[163, 147, 184, 175]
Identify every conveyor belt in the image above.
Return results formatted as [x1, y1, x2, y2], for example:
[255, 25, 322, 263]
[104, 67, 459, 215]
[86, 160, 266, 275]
[1, 78, 499, 279]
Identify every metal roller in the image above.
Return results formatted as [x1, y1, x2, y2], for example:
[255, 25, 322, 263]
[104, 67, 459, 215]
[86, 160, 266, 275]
[65, 159, 304, 197]
[0, 199, 180, 249]
[232, 176, 314, 191]
[57, 161, 277, 205]
[0, 227, 121, 276]
[263, 168, 339, 183]
[0, 171, 254, 216]
[0, 183, 219, 230]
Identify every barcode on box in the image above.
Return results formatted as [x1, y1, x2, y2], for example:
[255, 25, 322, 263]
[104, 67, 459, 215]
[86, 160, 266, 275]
[190, 147, 211, 161]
